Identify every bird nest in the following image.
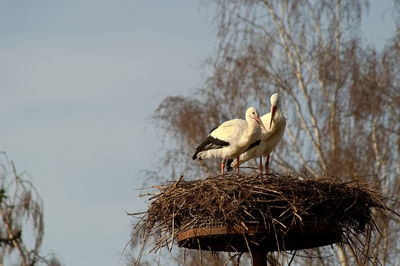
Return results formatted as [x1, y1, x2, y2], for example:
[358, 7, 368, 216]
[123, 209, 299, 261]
[130, 173, 392, 262]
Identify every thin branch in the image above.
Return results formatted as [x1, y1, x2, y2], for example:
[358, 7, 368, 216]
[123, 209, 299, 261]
[264, 1, 327, 173]
[0, 208, 28, 266]
[285, 123, 318, 177]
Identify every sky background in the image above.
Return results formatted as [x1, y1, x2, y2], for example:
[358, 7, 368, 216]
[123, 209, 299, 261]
[0, 1, 396, 265]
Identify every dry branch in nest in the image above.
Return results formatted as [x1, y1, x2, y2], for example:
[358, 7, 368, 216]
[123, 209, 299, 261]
[130, 173, 396, 264]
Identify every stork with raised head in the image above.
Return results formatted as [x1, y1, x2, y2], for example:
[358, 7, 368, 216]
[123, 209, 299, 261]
[192, 107, 267, 177]
[227, 93, 286, 174]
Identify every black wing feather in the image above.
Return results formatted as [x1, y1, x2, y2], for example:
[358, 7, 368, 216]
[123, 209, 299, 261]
[245, 139, 261, 152]
[192, 135, 229, 160]
[226, 159, 234, 172]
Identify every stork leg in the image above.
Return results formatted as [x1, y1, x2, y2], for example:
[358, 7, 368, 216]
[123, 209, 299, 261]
[221, 157, 226, 178]
[259, 156, 263, 175]
[265, 155, 270, 175]
[235, 156, 240, 175]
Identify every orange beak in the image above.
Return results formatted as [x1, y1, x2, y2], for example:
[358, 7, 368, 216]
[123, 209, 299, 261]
[255, 116, 267, 133]
[269, 106, 277, 129]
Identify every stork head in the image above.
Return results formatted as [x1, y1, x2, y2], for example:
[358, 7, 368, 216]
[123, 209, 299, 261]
[269, 93, 280, 129]
[246, 107, 267, 133]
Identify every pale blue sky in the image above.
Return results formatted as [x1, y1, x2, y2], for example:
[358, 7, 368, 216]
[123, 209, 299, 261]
[0, 1, 214, 265]
[0, 1, 396, 265]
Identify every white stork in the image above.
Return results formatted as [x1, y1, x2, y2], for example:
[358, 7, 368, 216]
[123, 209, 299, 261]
[228, 93, 286, 174]
[192, 107, 267, 177]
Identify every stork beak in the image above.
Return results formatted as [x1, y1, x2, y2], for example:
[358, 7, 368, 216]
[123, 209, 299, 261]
[269, 106, 277, 129]
[255, 116, 267, 133]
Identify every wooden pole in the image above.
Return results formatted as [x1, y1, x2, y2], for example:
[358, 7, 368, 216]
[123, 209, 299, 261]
[251, 248, 268, 266]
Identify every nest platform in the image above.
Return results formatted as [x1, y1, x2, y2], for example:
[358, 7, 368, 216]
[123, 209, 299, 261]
[177, 218, 341, 252]
[132, 173, 388, 262]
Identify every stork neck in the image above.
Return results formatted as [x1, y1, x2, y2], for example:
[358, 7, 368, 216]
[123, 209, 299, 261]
[272, 108, 283, 122]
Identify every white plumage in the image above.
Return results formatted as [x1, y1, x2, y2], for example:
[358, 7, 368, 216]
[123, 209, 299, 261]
[228, 93, 286, 174]
[193, 107, 267, 177]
